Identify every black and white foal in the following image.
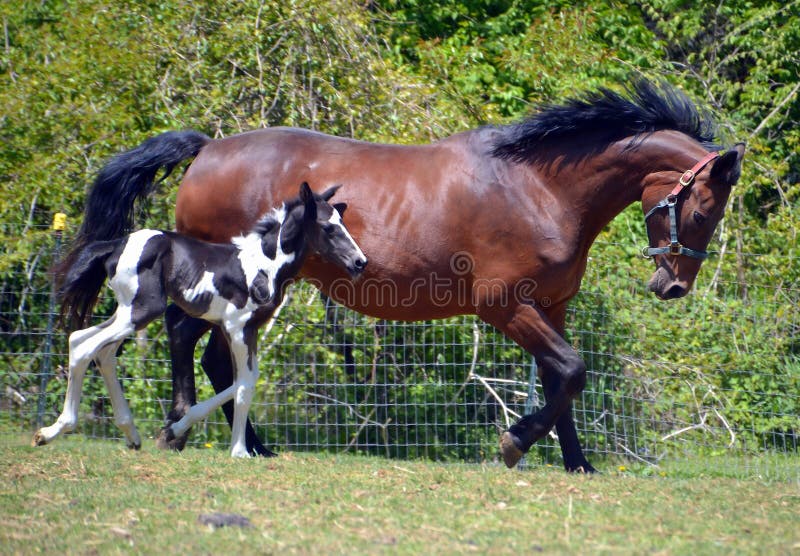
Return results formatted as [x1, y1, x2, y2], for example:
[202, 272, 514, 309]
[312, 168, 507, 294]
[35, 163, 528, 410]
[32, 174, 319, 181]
[33, 182, 367, 457]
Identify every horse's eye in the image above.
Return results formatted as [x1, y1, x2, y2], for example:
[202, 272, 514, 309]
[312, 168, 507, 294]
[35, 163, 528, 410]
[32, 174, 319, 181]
[693, 211, 707, 225]
[322, 224, 336, 236]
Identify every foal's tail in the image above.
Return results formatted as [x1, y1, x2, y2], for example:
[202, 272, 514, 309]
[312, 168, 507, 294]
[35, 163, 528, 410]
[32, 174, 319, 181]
[57, 239, 121, 330]
[55, 130, 210, 328]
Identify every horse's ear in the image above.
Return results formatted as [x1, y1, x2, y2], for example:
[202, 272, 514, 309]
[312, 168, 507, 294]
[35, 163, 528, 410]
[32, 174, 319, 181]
[710, 143, 745, 187]
[320, 183, 342, 201]
[300, 182, 317, 222]
[333, 202, 347, 216]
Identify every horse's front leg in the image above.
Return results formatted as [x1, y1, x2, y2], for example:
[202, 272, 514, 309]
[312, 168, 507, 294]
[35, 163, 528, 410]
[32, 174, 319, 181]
[227, 325, 260, 458]
[539, 303, 596, 473]
[479, 301, 591, 471]
[157, 304, 211, 451]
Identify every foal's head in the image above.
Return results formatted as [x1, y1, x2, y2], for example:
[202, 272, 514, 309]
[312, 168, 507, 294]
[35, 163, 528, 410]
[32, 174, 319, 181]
[641, 143, 745, 299]
[254, 182, 367, 278]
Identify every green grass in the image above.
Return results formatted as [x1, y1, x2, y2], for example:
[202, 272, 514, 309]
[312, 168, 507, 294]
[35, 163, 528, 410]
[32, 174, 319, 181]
[1, 433, 798, 555]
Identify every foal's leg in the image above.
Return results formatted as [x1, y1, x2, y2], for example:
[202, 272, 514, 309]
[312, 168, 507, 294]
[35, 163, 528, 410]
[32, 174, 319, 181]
[94, 340, 141, 450]
[479, 301, 590, 471]
[226, 326, 261, 458]
[163, 325, 260, 457]
[160, 308, 274, 456]
[32, 325, 103, 445]
[33, 312, 135, 446]
[201, 328, 276, 456]
[165, 382, 238, 440]
[156, 304, 210, 451]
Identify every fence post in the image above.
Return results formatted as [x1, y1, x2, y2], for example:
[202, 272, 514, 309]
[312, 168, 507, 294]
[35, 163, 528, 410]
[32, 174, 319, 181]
[36, 212, 66, 427]
[519, 356, 538, 467]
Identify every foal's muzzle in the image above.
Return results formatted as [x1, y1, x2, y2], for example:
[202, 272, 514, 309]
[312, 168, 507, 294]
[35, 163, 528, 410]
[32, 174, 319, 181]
[348, 256, 368, 278]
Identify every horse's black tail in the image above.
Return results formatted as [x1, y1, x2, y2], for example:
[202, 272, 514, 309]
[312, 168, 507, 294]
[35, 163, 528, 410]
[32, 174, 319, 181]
[57, 239, 122, 331]
[55, 130, 210, 328]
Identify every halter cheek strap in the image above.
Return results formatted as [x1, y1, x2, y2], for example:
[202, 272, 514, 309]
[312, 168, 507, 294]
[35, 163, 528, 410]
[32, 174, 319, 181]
[643, 151, 720, 260]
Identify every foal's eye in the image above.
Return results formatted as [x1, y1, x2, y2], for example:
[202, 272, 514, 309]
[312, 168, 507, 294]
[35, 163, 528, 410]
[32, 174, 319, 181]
[693, 211, 707, 225]
[322, 224, 336, 236]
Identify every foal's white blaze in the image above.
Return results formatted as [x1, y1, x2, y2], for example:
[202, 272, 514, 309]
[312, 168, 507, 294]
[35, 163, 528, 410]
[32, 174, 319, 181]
[329, 208, 366, 262]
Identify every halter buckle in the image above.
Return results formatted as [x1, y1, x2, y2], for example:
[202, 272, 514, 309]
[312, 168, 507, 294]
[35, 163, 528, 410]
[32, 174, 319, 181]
[669, 242, 683, 256]
[679, 170, 695, 187]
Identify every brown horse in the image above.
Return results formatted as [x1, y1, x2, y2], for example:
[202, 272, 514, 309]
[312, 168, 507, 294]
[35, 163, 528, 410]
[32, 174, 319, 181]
[60, 80, 744, 471]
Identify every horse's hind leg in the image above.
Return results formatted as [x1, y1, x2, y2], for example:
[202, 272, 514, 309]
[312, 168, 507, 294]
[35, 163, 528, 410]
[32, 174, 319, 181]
[94, 340, 141, 450]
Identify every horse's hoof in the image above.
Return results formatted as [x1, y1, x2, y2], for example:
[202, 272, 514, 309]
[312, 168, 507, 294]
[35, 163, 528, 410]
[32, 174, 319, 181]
[126, 441, 141, 451]
[251, 445, 279, 458]
[31, 431, 47, 447]
[155, 425, 186, 451]
[565, 462, 597, 474]
[499, 431, 525, 468]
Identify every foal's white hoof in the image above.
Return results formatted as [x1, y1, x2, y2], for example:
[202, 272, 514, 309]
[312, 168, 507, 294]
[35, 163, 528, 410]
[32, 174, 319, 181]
[31, 430, 48, 447]
[123, 429, 142, 450]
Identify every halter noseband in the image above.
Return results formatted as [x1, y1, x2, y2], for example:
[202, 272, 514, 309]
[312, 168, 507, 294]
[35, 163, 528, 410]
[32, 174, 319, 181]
[642, 151, 720, 260]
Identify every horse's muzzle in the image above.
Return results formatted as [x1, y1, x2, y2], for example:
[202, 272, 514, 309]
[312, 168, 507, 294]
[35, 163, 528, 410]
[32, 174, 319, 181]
[648, 267, 688, 300]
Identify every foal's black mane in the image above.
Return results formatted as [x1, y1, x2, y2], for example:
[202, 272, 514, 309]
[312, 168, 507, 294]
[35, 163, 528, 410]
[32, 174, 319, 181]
[250, 213, 280, 237]
[248, 196, 303, 237]
[491, 79, 719, 163]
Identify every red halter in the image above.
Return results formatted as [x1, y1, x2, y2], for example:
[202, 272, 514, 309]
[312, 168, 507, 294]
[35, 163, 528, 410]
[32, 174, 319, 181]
[643, 151, 720, 259]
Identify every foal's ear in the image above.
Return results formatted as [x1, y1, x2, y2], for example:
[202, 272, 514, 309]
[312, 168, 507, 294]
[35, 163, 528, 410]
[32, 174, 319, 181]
[299, 181, 313, 202]
[299, 181, 317, 222]
[320, 183, 342, 201]
[710, 143, 745, 187]
[333, 202, 347, 216]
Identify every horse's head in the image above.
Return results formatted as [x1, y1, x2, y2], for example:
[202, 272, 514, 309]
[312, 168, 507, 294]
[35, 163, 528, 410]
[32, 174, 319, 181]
[641, 143, 745, 299]
[297, 182, 368, 278]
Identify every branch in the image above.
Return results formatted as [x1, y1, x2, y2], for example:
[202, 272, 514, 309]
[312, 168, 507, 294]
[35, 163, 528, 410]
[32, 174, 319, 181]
[305, 391, 386, 427]
[470, 372, 521, 428]
[446, 322, 481, 406]
[749, 82, 800, 139]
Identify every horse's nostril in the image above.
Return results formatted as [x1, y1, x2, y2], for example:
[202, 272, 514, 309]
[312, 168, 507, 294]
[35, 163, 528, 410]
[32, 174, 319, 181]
[665, 284, 686, 299]
[354, 258, 367, 271]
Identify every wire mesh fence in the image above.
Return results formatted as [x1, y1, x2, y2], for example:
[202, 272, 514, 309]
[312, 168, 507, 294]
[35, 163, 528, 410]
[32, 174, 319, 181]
[1, 225, 798, 481]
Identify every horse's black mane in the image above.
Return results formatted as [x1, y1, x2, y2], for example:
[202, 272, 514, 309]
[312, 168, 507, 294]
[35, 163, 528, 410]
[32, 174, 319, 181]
[491, 79, 719, 163]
